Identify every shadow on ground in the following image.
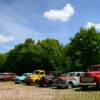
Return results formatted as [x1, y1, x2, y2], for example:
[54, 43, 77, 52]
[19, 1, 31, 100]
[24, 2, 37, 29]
[74, 86, 100, 92]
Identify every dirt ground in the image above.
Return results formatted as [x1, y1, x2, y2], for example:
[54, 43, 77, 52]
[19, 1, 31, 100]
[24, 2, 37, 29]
[0, 82, 100, 100]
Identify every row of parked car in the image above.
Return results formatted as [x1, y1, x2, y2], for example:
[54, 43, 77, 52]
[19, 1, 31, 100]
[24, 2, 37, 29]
[1, 64, 100, 89]
[16, 70, 85, 89]
[0, 70, 84, 89]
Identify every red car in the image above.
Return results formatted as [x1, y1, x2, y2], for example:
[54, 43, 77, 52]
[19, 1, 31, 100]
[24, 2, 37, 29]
[80, 64, 100, 89]
[0, 73, 16, 81]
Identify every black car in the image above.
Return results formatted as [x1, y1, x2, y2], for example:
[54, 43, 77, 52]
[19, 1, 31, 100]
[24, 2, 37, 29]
[38, 71, 61, 87]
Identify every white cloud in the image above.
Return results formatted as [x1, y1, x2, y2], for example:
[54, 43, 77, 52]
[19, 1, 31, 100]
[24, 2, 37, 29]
[0, 35, 15, 43]
[86, 22, 100, 30]
[43, 4, 74, 22]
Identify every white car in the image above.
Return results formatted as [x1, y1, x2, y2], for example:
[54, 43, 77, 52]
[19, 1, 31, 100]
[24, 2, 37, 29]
[56, 72, 84, 89]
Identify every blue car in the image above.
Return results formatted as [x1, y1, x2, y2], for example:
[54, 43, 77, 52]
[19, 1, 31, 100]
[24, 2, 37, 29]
[15, 73, 32, 84]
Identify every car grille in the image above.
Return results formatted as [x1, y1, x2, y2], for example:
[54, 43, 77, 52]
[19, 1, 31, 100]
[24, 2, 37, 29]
[57, 80, 66, 84]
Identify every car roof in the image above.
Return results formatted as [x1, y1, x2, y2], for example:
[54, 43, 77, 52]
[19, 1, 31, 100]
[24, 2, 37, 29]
[23, 73, 32, 74]
[34, 70, 45, 72]
[92, 64, 100, 67]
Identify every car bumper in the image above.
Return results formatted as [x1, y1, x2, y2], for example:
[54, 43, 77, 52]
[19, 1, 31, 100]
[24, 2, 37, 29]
[24, 79, 34, 85]
[80, 82, 96, 86]
[15, 80, 22, 83]
[56, 82, 67, 87]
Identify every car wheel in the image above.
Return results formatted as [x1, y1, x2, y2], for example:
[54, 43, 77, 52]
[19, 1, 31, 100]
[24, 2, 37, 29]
[96, 80, 100, 89]
[67, 82, 73, 89]
[34, 80, 39, 87]
[39, 83, 44, 87]
[27, 83, 32, 85]
[57, 86, 61, 89]
[15, 82, 18, 84]
[20, 80, 24, 83]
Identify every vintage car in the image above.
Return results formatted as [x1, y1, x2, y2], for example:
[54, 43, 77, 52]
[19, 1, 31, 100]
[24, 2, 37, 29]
[0, 73, 16, 81]
[56, 72, 84, 89]
[38, 71, 61, 87]
[15, 73, 32, 83]
[80, 64, 100, 89]
[24, 70, 46, 85]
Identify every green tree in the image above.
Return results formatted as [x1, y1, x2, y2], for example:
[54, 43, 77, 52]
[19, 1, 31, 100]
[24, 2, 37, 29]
[5, 38, 67, 74]
[0, 53, 8, 71]
[5, 38, 37, 74]
[65, 27, 100, 71]
[38, 38, 67, 72]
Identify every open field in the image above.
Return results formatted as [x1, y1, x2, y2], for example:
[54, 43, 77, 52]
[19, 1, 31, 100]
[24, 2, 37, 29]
[0, 82, 100, 100]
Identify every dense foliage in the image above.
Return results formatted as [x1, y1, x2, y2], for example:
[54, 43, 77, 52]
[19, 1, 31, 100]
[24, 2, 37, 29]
[4, 38, 67, 74]
[65, 27, 100, 71]
[0, 27, 100, 74]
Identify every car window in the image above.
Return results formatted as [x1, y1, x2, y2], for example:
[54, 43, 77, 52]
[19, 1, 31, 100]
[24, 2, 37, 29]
[76, 73, 81, 77]
[27, 74, 32, 76]
[88, 66, 100, 71]
[80, 73, 84, 76]
[35, 71, 39, 74]
[22, 74, 26, 76]
[40, 72, 44, 75]
[23, 73, 31, 76]
[68, 73, 75, 77]
[24, 74, 27, 76]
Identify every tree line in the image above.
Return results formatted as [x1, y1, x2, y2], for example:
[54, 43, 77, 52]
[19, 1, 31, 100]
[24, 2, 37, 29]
[0, 27, 100, 74]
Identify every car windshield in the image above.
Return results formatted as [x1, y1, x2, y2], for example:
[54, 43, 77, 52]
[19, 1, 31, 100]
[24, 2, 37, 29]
[23, 74, 27, 76]
[23, 73, 30, 76]
[88, 66, 100, 71]
[34, 71, 40, 74]
[67, 73, 76, 77]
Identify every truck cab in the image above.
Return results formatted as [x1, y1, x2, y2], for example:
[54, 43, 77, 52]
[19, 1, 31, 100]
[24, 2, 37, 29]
[38, 71, 61, 87]
[80, 64, 100, 89]
[24, 70, 46, 85]
[56, 72, 84, 89]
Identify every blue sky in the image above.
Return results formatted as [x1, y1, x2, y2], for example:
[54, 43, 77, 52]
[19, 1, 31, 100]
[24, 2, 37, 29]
[0, 0, 100, 52]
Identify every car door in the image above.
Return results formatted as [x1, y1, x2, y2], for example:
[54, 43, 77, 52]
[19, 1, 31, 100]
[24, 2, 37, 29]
[75, 73, 81, 86]
[39, 72, 45, 79]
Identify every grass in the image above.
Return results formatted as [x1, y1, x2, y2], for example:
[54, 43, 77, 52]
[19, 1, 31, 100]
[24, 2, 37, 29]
[0, 82, 100, 100]
[55, 87, 100, 100]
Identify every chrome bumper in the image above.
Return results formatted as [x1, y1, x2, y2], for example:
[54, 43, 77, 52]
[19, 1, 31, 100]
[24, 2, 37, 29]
[80, 82, 96, 86]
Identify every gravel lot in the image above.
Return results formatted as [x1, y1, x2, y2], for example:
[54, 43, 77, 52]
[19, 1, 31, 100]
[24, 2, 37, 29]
[0, 82, 100, 100]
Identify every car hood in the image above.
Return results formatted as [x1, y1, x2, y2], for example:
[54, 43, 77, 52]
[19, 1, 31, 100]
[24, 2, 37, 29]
[28, 74, 39, 78]
[44, 75, 54, 79]
[58, 76, 75, 80]
[85, 71, 100, 76]
[15, 76, 26, 80]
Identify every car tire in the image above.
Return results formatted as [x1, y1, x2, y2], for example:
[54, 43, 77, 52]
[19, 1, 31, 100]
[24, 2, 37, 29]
[67, 82, 73, 89]
[15, 82, 18, 84]
[57, 86, 61, 89]
[96, 80, 100, 89]
[39, 83, 44, 87]
[34, 80, 39, 87]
